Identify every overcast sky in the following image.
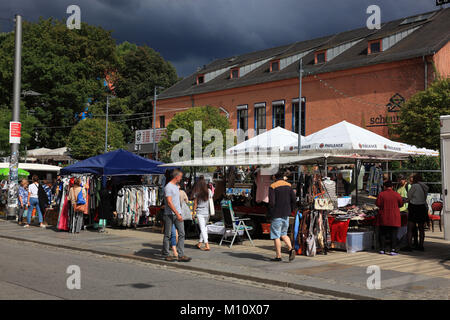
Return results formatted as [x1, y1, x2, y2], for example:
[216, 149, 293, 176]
[0, 0, 444, 77]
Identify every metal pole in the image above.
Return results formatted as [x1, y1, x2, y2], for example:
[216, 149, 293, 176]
[297, 58, 303, 155]
[7, 14, 23, 219]
[105, 95, 109, 153]
[153, 86, 157, 160]
[355, 159, 359, 206]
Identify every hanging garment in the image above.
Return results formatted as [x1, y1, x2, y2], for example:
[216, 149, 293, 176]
[366, 166, 383, 196]
[255, 170, 272, 203]
[57, 195, 69, 231]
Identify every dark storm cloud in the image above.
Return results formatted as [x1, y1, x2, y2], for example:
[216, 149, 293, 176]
[0, 0, 440, 76]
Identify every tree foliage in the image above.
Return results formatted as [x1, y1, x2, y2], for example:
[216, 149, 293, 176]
[158, 106, 231, 162]
[0, 18, 179, 156]
[391, 78, 450, 150]
[67, 118, 124, 160]
[0, 106, 38, 157]
[114, 44, 178, 140]
[0, 18, 118, 150]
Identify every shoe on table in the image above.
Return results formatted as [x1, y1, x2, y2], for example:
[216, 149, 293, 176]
[389, 251, 398, 256]
[379, 250, 385, 254]
[178, 256, 192, 262]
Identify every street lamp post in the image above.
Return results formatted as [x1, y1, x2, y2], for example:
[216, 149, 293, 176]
[153, 86, 164, 160]
[105, 95, 109, 153]
[6, 14, 23, 219]
[298, 58, 303, 155]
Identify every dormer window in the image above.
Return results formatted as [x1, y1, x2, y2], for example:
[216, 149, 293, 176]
[368, 40, 382, 54]
[315, 51, 326, 64]
[270, 60, 280, 72]
[230, 68, 239, 79]
[197, 74, 204, 85]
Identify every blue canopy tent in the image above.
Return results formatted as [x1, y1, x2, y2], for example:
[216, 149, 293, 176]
[60, 149, 171, 176]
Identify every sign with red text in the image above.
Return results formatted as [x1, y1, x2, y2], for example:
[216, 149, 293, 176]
[9, 122, 21, 144]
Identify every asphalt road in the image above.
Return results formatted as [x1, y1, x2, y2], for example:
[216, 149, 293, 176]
[0, 238, 337, 300]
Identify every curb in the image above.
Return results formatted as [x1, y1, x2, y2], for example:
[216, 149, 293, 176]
[0, 233, 379, 300]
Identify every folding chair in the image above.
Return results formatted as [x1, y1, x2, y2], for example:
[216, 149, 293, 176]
[219, 200, 254, 248]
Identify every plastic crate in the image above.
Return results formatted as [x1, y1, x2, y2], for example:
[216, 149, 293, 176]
[346, 231, 373, 253]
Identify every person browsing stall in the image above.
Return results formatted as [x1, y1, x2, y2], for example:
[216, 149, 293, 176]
[376, 180, 403, 255]
[268, 171, 296, 262]
[162, 169, 191, 262]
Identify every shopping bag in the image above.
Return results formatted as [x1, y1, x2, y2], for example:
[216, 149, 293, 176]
[209, 197, 215, 217]
[180, 201, 192, 221]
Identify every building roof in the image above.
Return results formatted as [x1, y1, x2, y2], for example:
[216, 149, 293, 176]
[159, 8, 450, 100]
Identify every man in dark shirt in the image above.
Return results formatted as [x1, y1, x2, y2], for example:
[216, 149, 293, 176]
[268, 171, 297, 262]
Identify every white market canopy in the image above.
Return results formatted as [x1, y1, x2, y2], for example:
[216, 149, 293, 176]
[26, 148, 52, 157]
[0, 163, 61, 172]
[26, 147, 71, 161]
[284, 121, 438, 158]
[159, 154, 323, 167]
[226, 126, 305, 155]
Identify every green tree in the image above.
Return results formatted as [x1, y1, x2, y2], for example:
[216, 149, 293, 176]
[391, 78, 450, 150]
[114, 44, 178, 137]
[67, 118, 124, 160]
[0, 18, 118, 149]
[0, 106, 39, 157]
[158, 106, 231, 162]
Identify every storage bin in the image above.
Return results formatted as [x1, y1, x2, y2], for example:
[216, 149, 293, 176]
[346, 231, 373, 253]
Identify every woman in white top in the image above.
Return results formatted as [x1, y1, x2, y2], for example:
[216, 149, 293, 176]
[192, 177, 212, 251]
[24, 175, 45, 228]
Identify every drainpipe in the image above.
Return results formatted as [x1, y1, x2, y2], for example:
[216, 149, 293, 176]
[423, 55, 428, 90]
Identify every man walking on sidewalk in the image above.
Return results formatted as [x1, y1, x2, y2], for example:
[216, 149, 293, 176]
[268, 171, 296, 262]
[162, 169, 191, 262]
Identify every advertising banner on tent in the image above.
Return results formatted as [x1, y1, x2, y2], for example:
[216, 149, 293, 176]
[9, 121, 21, 144]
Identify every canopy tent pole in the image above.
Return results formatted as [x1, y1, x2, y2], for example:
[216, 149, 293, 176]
[223, 166, 227, 199]
[324, 158, 328, 177]
[355, 159, 358, 206]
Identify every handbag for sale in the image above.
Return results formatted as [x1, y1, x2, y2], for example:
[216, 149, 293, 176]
[314, 198, 334, 210]
[306, 233, 316, 257]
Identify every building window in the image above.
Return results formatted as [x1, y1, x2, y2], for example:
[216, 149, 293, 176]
[272, 101, 285, 128]
[254, 103, 266, 134]
[230, 68, 240, 79]
[368, 40, 382, 54]
[237, 106, 248, 131]
[197, 74, 204, 84]
[159, 115, 165, 128]
[315, 51, 326, 64]
[270, 60, 280, 72]
[292, 98, 306, 136]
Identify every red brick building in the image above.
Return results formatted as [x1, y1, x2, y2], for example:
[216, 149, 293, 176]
[157, 9, 450, 139]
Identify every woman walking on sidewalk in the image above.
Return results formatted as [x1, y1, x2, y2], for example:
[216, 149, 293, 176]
[24, 175, 45, 228]
[192, 177, 212, 251]
[18, 179, 29, 225]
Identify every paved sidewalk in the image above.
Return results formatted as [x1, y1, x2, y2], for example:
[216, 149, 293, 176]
[0, 219, 449, 300]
